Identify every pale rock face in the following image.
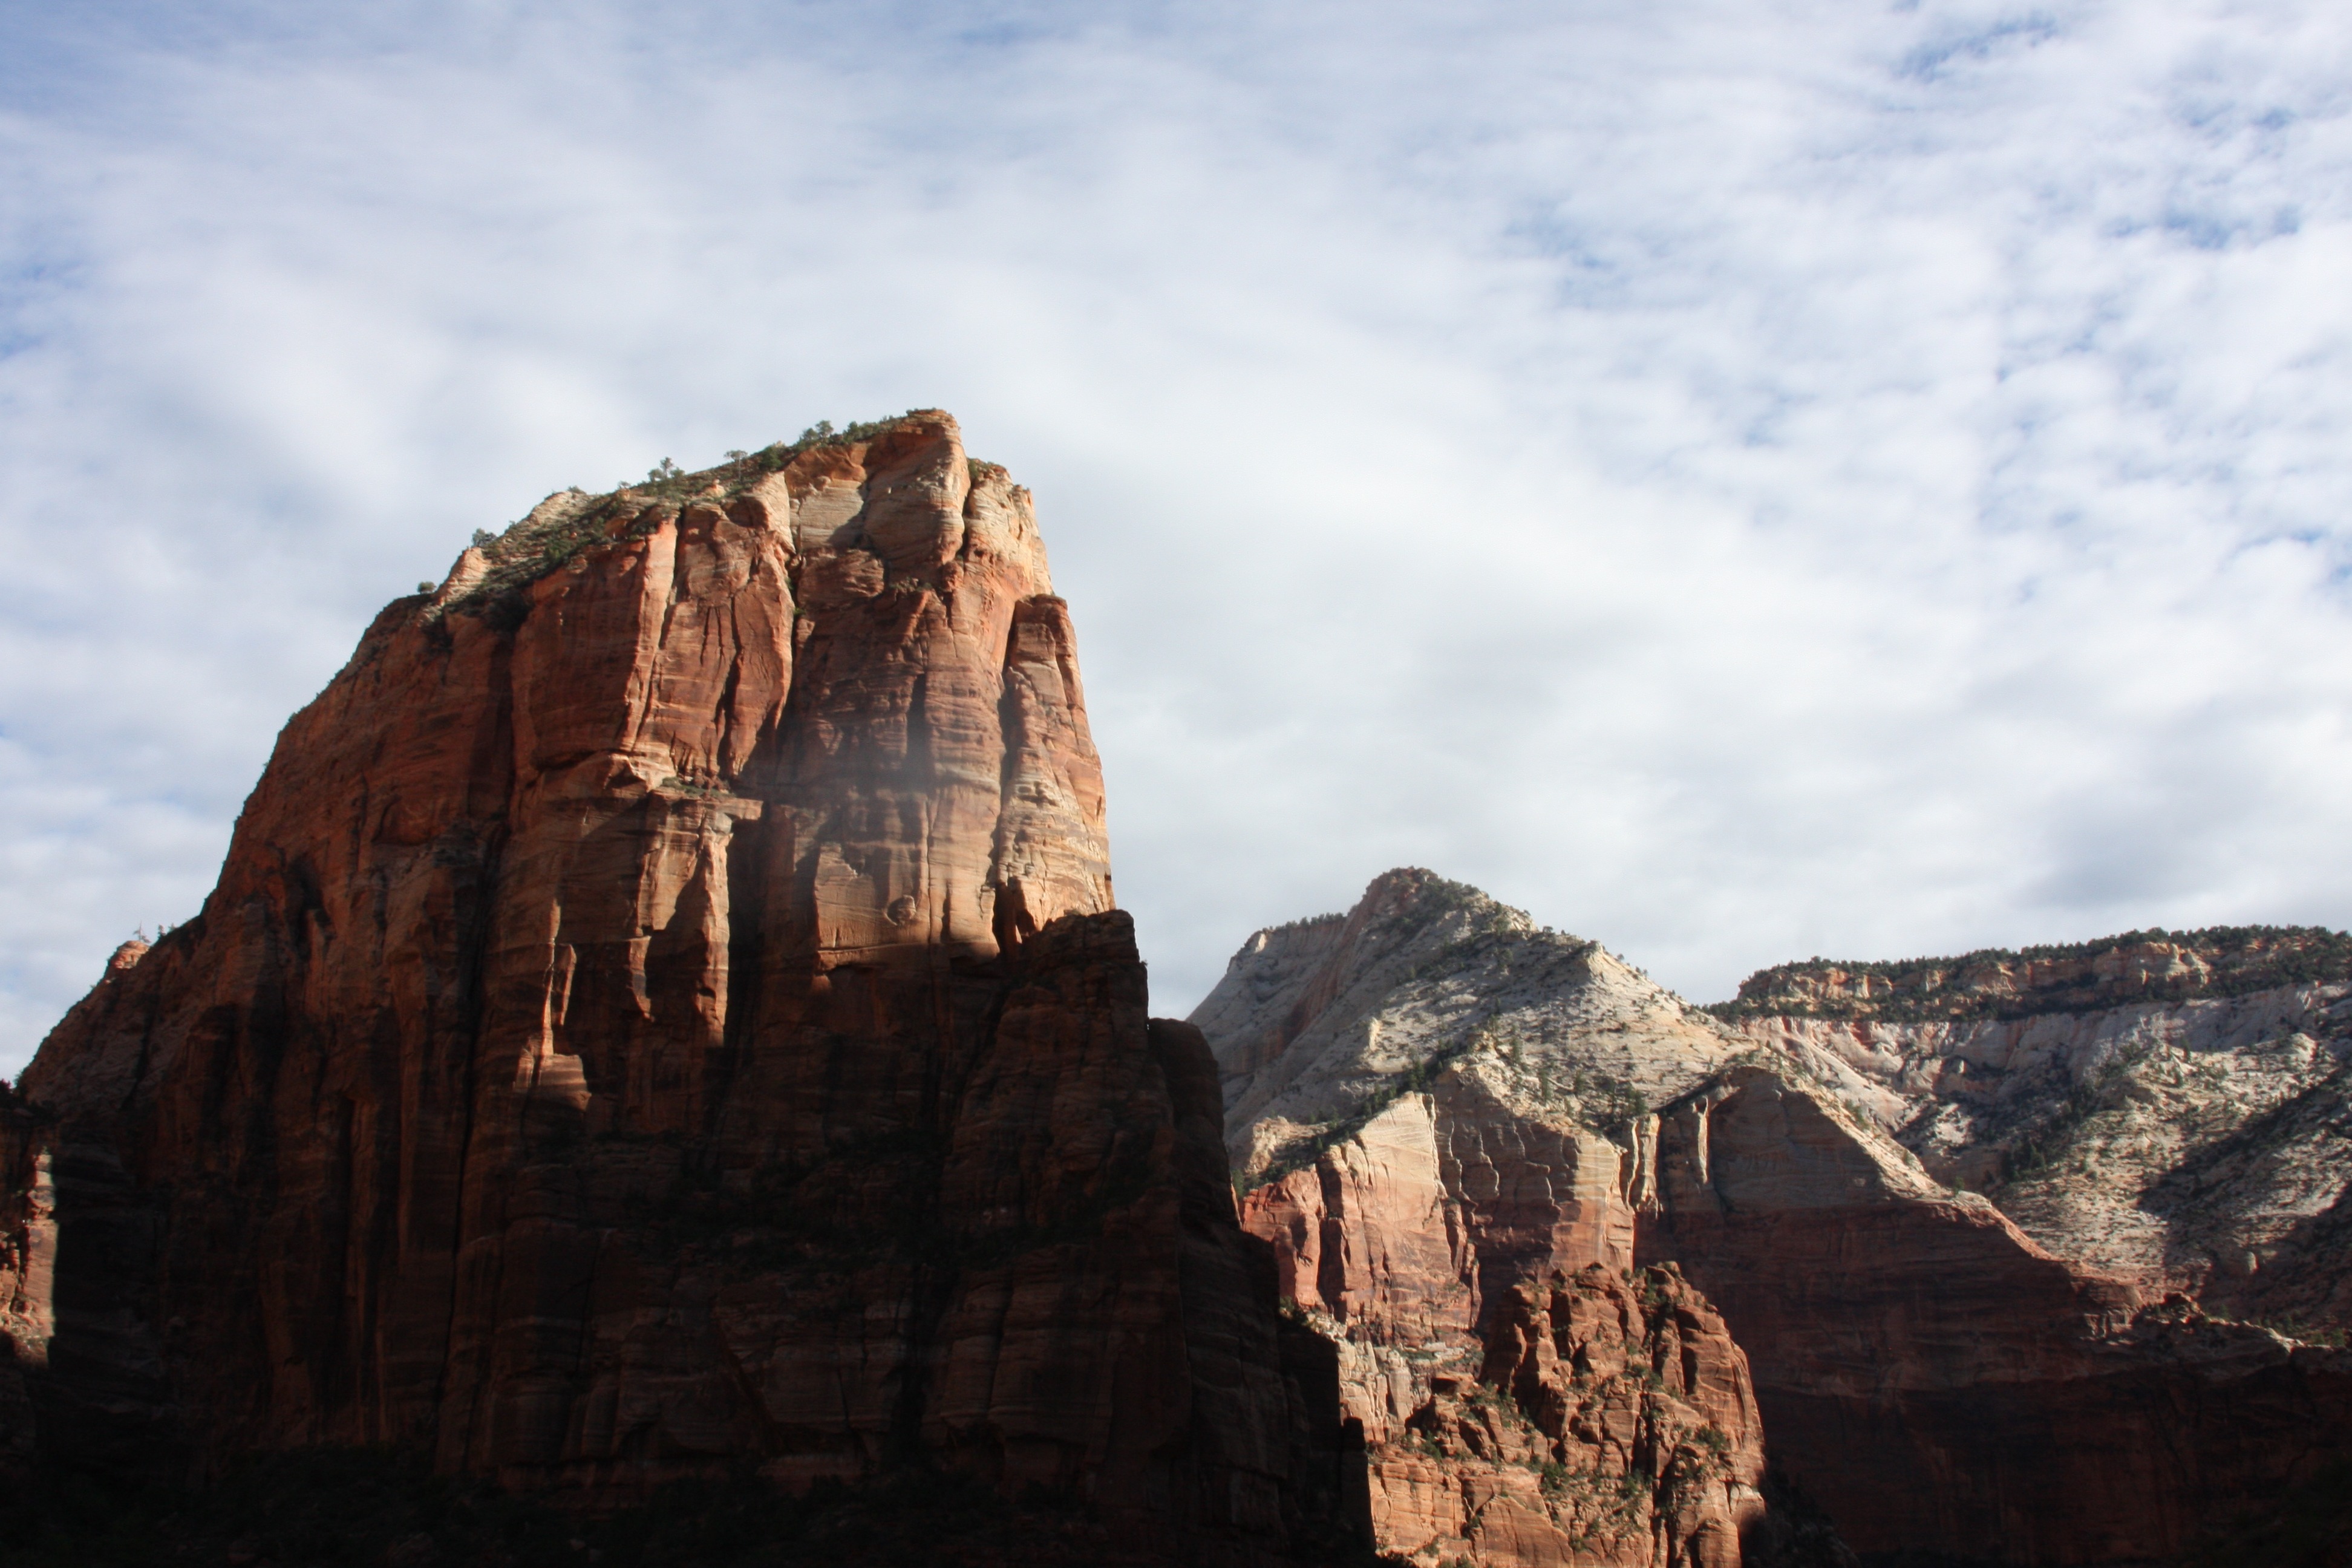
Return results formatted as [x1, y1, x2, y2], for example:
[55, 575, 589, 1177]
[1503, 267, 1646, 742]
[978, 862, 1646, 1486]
[1732, 988, 2352, 1319]
[1199, 869, 1739, 1178]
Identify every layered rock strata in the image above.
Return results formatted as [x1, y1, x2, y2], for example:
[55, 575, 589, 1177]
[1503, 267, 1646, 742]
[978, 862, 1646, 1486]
[1635, 1063, 2352, 1563]
[1713, 942, 2352, 1331]
[1717, 927, 2352, 1024]
[1198, 870, 2352, 1565]
[12, 415, 1359, 1563]
[1207, 872, 1765, 1566]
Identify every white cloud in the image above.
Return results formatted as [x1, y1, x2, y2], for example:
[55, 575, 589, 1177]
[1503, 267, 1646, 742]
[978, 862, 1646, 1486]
[2, 0, 2350, 1069]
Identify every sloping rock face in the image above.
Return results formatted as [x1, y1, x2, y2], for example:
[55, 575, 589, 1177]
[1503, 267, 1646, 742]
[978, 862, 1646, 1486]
[1199, 871, 2352, 1565]
[1713, 940, 2352, 1331]
[12, 414, 1357, 1564]
[1206, 871, 1737, 1184]
[1204, 872, 1766, 1566]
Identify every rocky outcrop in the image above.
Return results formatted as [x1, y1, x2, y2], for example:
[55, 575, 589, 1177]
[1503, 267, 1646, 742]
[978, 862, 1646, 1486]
[11, 416, 1359, 1563]
[1206, 869, 1737, 1184]
[1201, 871, 2352, 1564]
[1206, 872, 1765, 1566]
[1242, 1102, 1767, 1567]
[1360, 1262, 1762, 1568]
[1716, 953, 2352, 1330]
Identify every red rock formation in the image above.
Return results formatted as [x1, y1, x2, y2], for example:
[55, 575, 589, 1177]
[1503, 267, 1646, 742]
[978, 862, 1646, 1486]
[1235, 1086, 1764, 1566]
[11, 415, 1356, 1563]
[1707, 932, 2352, 1557]
[1638, 1065, 2352, 1563]
[1354, 1263, 1763, 1568]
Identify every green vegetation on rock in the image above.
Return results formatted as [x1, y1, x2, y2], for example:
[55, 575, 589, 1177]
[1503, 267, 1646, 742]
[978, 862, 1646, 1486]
[429, 413, 964, 621]
[1707, 925, 2352, 1024]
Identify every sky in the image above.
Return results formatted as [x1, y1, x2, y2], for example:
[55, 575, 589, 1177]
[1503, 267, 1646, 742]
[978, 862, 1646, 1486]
[3, 0, 2350, 1071]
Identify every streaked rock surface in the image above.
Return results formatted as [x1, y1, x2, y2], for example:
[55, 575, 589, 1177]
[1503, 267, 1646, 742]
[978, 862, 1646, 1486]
[10, 417, 1357, 1564]
[1721, 964, 2352, 1328]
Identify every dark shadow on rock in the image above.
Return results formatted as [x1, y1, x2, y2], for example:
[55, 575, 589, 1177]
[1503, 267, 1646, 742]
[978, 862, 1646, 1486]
[30, 1142, 177, 1480]
[1742, 1467, 1862, 1568]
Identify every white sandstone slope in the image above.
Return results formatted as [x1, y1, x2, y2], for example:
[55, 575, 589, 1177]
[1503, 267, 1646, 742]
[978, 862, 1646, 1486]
[1728, 983, 2352, 1321]
[1198, 868, 1742, 1180]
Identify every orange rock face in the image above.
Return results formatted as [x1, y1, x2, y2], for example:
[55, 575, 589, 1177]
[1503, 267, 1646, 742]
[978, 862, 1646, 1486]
[1350, 1263, 1763, 1568]
[11, 416, 1355, 1563]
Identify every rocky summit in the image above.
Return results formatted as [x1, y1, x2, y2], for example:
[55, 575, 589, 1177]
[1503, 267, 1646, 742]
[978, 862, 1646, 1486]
[2, 417, 2348, 1567]
[1195, 870, 2352, 1566]
[0, 414, 1362, 1566]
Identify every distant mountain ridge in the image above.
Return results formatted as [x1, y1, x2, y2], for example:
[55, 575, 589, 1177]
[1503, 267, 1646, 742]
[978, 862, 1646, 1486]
[1195, 867, 2352, 1566]
[1711, 924, 2352, 1022]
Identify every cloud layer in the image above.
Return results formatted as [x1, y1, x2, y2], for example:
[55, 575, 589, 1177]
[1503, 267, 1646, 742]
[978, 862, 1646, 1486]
[4, 0, 2350, 1068]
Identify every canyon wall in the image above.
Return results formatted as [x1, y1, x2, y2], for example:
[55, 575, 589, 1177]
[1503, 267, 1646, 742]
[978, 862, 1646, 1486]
[11, 416, 1360, 1564]
[1635, 1065, 2352, 1563]
[1201, 871, 2352, 1566]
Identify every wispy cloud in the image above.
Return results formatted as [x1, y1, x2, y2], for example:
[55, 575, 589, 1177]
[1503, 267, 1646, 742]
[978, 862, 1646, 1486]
[3, 0, 2350, 1065]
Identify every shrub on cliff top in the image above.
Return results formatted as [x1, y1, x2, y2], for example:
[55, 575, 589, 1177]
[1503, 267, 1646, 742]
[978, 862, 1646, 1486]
[434, 413, 936, 621]
[1706, 924, 2352, 1024]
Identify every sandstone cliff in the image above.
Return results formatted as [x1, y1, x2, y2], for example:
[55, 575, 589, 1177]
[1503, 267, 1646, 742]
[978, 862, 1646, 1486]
[10, 415, 1361, 1564]
[1198, 870, 2352, 1565]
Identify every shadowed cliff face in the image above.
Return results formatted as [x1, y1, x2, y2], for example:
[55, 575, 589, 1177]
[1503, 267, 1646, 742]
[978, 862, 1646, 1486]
[4, 415, 1361, 1564]
[1636, 1068, 2352, 1564]
[1199, 869, 2352, 1566]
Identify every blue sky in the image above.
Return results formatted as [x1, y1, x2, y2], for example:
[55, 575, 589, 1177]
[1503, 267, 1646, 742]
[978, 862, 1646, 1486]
[4, 0, 2350, 1068]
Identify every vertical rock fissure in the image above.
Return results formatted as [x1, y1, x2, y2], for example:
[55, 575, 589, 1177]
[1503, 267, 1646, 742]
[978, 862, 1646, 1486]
[887, 961, 962, 1466]
[427, 639, 517, 1458]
